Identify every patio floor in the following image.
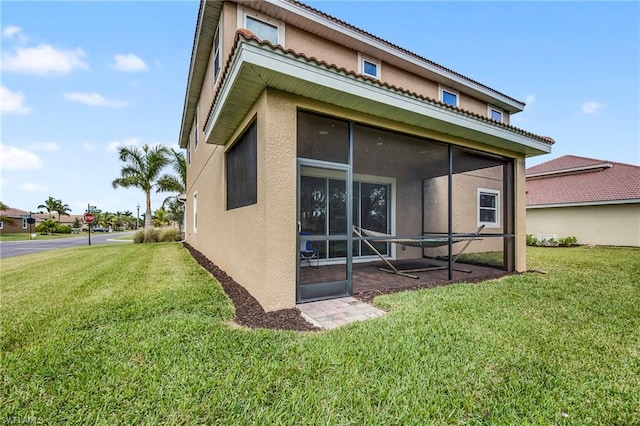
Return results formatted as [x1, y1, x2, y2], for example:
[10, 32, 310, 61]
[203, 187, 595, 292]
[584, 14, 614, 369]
[300, 257, 508, 300]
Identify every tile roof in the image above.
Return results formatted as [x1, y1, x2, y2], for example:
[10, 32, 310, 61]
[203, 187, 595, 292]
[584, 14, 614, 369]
[0, 207, 30, 218]
[206, 29, 555, 147]
[287, 0, 525, 106]
[526, 155, 640, 206]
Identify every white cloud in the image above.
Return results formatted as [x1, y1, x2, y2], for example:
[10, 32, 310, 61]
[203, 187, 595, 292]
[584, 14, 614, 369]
[113, 53, 148, 72]
[82, 142, 94, 151]
[0, 145, 43, 170]
[2, 25, 23, 39]
[106, 137, 141, 153]
[21, 182, 48, 192]
[525, 94, 535, 105]
[30, 142, 60, 151]
[0, 85, 31, 115]
[64, 92, 128, 108]
[581, 101, 605, 115]
[1, 44, 88, 75]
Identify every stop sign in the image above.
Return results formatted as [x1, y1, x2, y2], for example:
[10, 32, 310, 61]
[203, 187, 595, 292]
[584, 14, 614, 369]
[83, 213, 95, 223]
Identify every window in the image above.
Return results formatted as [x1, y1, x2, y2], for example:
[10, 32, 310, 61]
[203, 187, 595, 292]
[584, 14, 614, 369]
[488, 106, 503, 123]
[478, 188, 500, 227]
[192, 192, 198, 233]
[0, 221, 3, 230]
[212, 25, 221, 83]
[239, 8, 284, 46]
[358, 54, 381, 79]
[186, 143, 191, 165]
[439, 86, 459, 107]
[22, 218, 27, 229]
[226, 120, 257, 210]
[194, 103, 199, 148]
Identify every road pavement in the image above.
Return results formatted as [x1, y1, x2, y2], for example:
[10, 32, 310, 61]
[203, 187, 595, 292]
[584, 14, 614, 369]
[0, 232, 135, 259]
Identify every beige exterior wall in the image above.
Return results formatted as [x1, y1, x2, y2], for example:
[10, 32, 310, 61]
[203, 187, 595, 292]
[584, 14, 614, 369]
[285, 25, 358, 72]
[382, 62, 438, 100]
[526, 203, 640, 247]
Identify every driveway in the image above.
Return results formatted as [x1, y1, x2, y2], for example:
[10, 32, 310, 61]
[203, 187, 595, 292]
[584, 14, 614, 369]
[0, 232, 135, 259]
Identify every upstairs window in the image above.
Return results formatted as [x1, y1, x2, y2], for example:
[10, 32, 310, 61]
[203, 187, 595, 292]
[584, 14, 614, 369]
[194, 103, 199, 148]
[213, 25, 221, 82]
[359, 54, 381, 79]
[489, 105, 503, 123]
[478, 188, 500, 227]
[439, 86, 459, 107]
[239, 8, 284, 46]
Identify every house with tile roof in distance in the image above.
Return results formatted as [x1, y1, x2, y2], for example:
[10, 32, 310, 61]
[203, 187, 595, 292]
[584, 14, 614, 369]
[0, 206, 31, 234]
[179, 0, 554, 310]
[526, 155, 640, 247]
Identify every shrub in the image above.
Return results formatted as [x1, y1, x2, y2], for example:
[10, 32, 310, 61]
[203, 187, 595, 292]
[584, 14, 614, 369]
[559, 236, 578, 247]
[526, 234, 539, 246]
[36, 219, 57, 235]
[133, 230, 145, 243]
[159, 228, 182, 242]
[55, 225, 72, 234]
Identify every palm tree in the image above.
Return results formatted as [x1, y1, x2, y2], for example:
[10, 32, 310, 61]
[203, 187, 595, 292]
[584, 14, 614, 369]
[0, 201, 15, 225]
[158, 148, 187, 233]
[54, 201, 71, 223]
[112, 144, 171, 229]
[37, 196, 59, 220]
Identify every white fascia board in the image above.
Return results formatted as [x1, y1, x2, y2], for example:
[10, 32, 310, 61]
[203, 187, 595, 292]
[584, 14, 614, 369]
[262, 0, 524, 112]
[527, 199, 640, 209]
[207, 42, 550, 153]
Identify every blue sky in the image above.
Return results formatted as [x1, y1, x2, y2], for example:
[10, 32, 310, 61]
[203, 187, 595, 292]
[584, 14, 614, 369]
[1, 1, 638, 215]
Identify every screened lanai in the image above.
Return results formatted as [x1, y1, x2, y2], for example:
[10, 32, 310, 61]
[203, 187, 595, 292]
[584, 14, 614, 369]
[296, 109, 514, 303]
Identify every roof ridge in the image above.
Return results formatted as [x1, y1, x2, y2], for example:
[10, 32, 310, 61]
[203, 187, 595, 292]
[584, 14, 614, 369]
[204, 30, 553, 146]
[285, 0, 525, 106]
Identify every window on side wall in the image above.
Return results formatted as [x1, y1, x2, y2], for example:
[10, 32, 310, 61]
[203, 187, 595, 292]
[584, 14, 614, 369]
[22, 218, 27, 229]
[213, 25, 221, 83]
[226, 120, 257, 210]
[478, 188, 500, 228]
[193, 191, 198, 233]
[195, 103, 199, 148]
[0, 221, 3, 230]
[488, 105, 503, 123]
[358, 54, 381, 79]
[439, 86, 459, 107]
[239, 8, 284, 46]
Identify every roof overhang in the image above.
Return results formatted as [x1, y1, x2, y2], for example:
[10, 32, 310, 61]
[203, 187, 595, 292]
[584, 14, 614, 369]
[527, 199, 640, 209]
[205, 38, 552, 157]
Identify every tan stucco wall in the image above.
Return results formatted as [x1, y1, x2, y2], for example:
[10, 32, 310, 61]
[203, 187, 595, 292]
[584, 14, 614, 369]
[526, 203, 640, 247]
[382, 62, 438, 100]
[286, 25, 358, 72]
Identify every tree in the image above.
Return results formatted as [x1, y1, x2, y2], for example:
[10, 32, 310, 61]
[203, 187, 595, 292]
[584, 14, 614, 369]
[112, 144, 171, 230]
[54, 201, 71, 223]
[152, 208, 171, 227]
[0, 201, 15, 225]
[37, 196, 59, 220]
[157, 148, 187, 233]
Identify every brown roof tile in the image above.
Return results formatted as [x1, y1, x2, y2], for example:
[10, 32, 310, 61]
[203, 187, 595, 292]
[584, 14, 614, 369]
[526, 155, 640, 205]
[206, 30, 554, 146]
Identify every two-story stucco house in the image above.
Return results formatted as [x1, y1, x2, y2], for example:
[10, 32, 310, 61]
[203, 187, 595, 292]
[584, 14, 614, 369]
[178, 0, 553, 311]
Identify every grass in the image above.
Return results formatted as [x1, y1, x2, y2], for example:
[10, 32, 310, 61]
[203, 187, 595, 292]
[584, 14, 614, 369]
[2, 244, 639, 424]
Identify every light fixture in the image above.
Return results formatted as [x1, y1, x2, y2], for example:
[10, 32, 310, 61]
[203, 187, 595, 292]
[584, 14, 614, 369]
[318, 130, 329, 135]
[376, 142, 383, 146]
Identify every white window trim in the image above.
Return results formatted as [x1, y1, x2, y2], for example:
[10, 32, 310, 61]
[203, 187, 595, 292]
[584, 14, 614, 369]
[488, 105, 504, 123]
[192, 191, 198, 233]
[237, 6, 285, 46]
[478, 188, 500, 228]
[0, 220, 3, 230]
[358, 53, 381, 80]
[439, 85, 459, 107]
[22, 218, 28, 229]
[212, 21, 223, 85]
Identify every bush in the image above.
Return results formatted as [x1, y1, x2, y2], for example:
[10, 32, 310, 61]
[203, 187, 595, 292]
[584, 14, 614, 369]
[55, 225, 72, 234]
[559, 236, 578, 247]
[133, 228, 181, 243]
[526, 234, 539, 246]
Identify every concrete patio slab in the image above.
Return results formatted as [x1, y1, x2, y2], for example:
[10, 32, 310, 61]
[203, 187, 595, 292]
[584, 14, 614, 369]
[297, 296, 386, 329]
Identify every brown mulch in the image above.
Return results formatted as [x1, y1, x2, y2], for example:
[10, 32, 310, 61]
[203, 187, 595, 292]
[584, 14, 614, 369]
[352, 272, 510, 303]
[183, 243, 320, 331]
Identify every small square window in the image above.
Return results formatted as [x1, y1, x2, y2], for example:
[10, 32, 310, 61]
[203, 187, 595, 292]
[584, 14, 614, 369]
[489, 106, 503, 123]
[363, 60, 377, 77]
[442, 90, 458, 107]
[246, 16, 278, 45]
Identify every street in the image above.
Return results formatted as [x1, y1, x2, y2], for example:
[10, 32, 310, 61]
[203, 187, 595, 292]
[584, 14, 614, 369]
[0, 232, 135, 259]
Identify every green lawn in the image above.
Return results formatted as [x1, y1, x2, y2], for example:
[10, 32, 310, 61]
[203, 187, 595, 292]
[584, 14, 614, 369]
[2, 244, 639, 424]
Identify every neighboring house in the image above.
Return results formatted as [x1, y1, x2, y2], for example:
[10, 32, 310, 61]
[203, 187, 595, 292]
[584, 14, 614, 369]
[526, 155, 640, 247]
[0, 207, 31, 233]
[179, 0, 553, 311]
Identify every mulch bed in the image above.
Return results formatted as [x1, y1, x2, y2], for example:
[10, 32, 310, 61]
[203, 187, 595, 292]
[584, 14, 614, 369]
[183, 243, 320, 331]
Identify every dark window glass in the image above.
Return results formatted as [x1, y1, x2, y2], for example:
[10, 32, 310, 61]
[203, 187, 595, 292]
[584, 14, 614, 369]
[490, 109, 503, 122]
[442, 90, 457, 106]
[363, 60, 377, 77]
[226, 120, 257, 209]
